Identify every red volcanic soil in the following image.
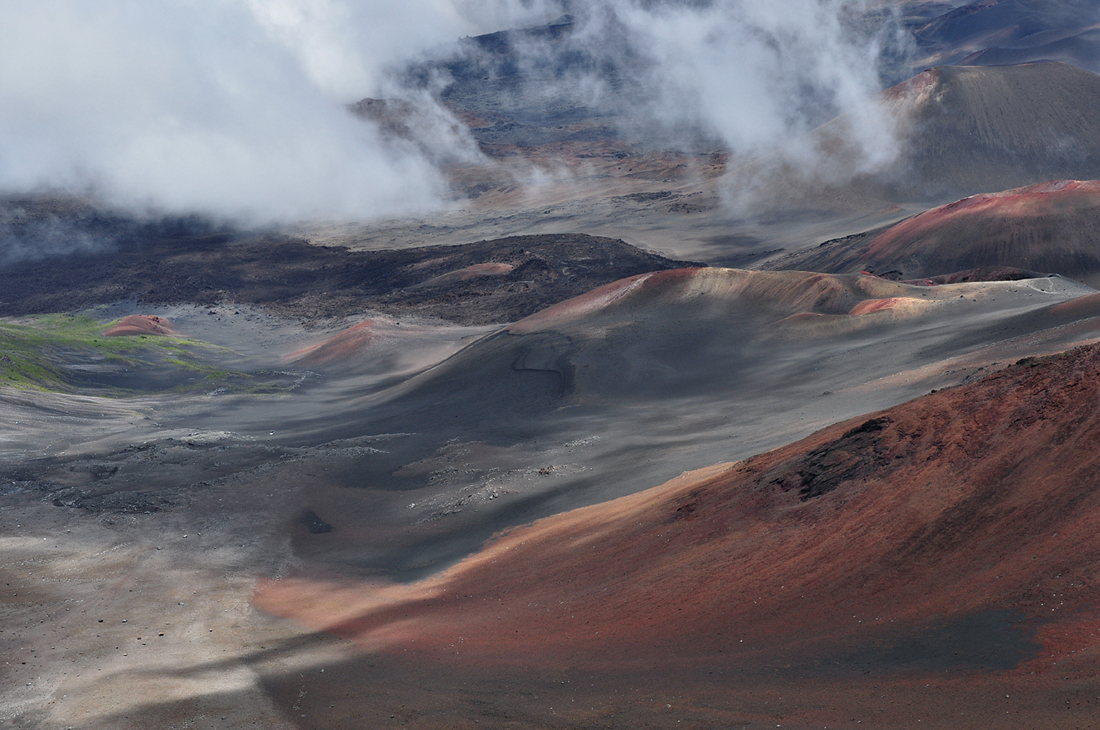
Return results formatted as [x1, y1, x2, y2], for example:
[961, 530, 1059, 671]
[287, 321, 376, 367]
[867, 179, 1100, 259]
[883, 66, 940, 106]
[101, 314, 179, 337]
[505, 269, 673, 333]
[414, 263, 515, 288]
[775, 180, 1100, 284]
[848, 296, 908, 315]
[259, 344, 1100, 727]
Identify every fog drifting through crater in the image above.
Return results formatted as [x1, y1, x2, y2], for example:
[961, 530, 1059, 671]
[0, 0, 904, 226]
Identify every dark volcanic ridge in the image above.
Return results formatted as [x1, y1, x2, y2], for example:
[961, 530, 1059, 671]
[0, 198, 697, 325]
[768, 179, 1100, 285]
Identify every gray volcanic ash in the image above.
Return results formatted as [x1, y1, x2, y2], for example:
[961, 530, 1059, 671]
[8, 266, 1100, 729]
[885, 62, 1100, 198]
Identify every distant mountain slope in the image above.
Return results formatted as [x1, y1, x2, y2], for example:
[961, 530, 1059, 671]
[742, 61, 1100, 212]
[395, 14, 637, 153]
[769, 180, 1100, 284]
[885, 62, 1100, 197]
[961, 27, 1100, 72]
[913, 0, 1100, 68]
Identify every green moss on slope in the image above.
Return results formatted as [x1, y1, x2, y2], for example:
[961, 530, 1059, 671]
[0, 314, 290, 396]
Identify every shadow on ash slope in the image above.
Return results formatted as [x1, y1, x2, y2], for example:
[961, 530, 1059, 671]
[8, 268, 1100, 580]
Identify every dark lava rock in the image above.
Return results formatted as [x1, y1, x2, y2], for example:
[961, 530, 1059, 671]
[300, 510, 334, 534]
[0, 198, 699, 325]
[769, 416, 894, 501]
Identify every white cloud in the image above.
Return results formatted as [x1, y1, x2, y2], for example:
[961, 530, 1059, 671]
[0, 0, 901, 225]
[556, 0, 903, 172]
[0, 0, 559, 223]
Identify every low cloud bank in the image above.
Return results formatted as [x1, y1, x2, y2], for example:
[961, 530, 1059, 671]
[0, 0, 904, 227]
[476, 0, 905, 172]
[0, 0, 558, 224]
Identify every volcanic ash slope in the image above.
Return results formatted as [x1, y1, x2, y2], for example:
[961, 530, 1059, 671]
[266, 266, 1100, 584]
[259, 342, 1100, 729]
[886, 62, 1100, 198]
[772, 179, 1100, 285]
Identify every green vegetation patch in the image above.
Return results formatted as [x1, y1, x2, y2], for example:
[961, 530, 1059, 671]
[0, 314, 289, 396]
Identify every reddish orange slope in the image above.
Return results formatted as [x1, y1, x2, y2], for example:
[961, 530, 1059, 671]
[287, 320, 377, 367]
[101, 314, 179, 337]
[260, 343, 1100, 679]
[779, 179, 1100, 284]
[866, 180, 1100, 273]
